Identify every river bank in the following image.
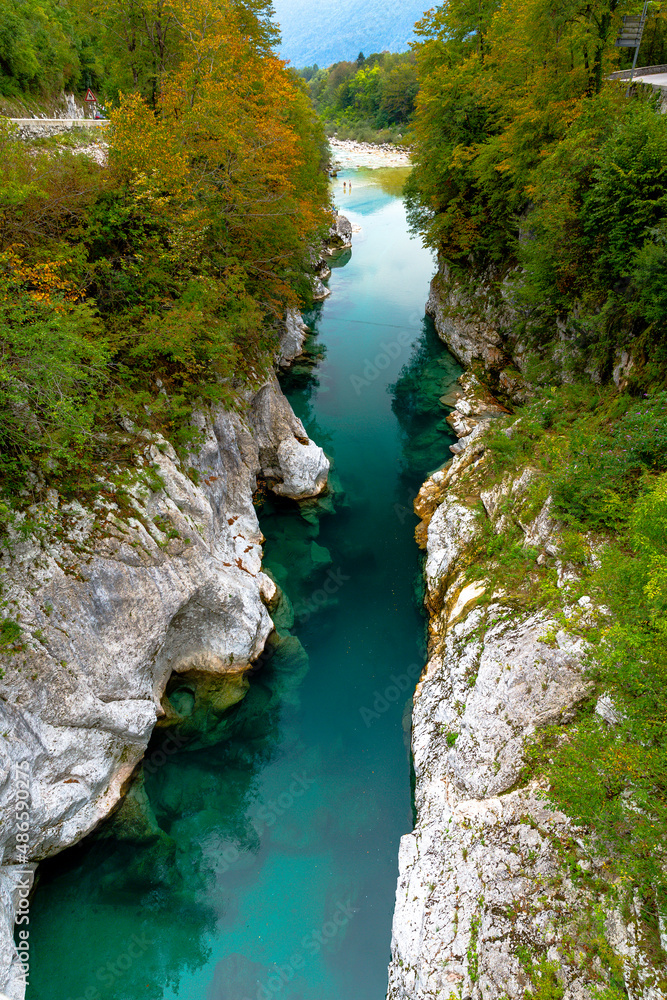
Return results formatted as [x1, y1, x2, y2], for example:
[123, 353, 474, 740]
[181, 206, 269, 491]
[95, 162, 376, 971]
[329, 138, 411, 170]
[386, 274, 667, 999]
[0, 352, 329, 998]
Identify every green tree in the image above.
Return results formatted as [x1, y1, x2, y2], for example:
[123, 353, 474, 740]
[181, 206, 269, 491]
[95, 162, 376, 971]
[0, 0, 82, 95]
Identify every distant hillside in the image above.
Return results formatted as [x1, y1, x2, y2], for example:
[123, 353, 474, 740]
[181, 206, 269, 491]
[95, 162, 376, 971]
[272, 0, 429, 68]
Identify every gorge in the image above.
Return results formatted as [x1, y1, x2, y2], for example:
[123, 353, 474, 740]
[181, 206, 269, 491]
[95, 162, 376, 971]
[2, 93, 667, 1000]
[2, 0, 667, 991]
[18, 156, 464, 1000]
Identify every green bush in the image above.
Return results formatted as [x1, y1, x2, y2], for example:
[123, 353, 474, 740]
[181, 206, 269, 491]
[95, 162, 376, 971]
[0, 289, 110, 492]
[0, 10, 328, 508]
[631, 221, 667, 329]
[549, 392, 667, 530]
[581, 100, 667, 290]
[523, 471, 667, 912]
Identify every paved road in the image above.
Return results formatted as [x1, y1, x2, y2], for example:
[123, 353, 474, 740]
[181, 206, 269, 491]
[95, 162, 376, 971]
[634, 72, 667, 86]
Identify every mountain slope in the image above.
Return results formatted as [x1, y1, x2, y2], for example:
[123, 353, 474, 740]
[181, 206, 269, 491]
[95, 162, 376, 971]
[273, 0, 429, 68]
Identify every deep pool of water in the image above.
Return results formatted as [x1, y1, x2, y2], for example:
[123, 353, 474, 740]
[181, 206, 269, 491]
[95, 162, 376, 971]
[27, 165, 461, 1000]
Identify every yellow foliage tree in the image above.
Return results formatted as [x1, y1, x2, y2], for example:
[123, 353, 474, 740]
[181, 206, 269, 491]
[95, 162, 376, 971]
[108, 0, 327, 309]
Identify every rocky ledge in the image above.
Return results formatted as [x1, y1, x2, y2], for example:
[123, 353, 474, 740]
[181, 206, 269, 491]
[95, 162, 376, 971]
[425, 260, 637, 398]
[327, 212, 353, 253]
[387, 376, 667, 998]
[0, 321, 327, 998]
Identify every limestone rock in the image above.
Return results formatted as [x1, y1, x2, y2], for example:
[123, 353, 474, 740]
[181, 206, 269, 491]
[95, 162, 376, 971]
[596, 693, 622, 726]
[424, 498, 480, 609]
[0, 376, 329, 997]
[312, 276, 331, 302]
[272, 437, 329, 499]
[247, 375, 329, 497]
[327, 212, 353, 251]
[278, 309, 309, 367]
[426, 265, 507, 369]
[315, 260, 332, 281]
[441, 370, 508, 457]
[389, 418, 665, 1000]
[426, 264, 533, 405]
[388, 581, 595, 1000]
[612, 349, 634, 390]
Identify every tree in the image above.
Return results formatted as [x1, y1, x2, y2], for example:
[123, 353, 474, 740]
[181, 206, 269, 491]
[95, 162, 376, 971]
[0, 0, 82, 95]
[108, 0, 328, 308]
[0, 0, 327, 502]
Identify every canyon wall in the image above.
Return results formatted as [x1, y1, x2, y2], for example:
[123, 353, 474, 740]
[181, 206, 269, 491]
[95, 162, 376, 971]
[387, 273, 667, 1000]
[0, 321, 327, 999]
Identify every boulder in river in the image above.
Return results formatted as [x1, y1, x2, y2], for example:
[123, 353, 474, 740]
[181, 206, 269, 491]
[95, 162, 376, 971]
[327, 212, 353, 251]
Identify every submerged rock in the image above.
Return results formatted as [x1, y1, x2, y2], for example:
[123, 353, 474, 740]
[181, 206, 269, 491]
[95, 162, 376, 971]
[0, 375, 329, 997]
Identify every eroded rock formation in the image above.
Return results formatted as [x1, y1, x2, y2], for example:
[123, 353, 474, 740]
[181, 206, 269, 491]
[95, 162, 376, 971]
[0, 355, 327, 997]
[388, 348, 667, 999]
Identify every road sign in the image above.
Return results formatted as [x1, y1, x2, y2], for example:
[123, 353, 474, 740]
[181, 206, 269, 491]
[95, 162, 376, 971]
[616, 13, 646, 47]
[615, 1, 650, 95]
[84, 88, 97, 103]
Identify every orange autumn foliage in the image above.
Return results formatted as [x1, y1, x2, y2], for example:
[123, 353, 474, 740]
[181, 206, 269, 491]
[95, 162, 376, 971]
[0, 246, 83, 306]
[108, 0, 328, 309]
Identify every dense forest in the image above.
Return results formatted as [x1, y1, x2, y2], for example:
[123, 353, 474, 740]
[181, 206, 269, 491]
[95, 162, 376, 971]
[0, 0, 280, 101]
[0, 0, 328, 525]
[408, 0, 667, 922]
[299, 51, 418, 142]
[2, 0, 667, 951]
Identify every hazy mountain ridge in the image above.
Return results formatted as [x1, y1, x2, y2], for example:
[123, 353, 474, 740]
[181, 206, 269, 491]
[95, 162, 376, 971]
[273, 0, 429, 68]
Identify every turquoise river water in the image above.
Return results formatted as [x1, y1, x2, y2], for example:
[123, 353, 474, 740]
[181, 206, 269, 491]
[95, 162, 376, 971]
[27, 164, 461, 1000]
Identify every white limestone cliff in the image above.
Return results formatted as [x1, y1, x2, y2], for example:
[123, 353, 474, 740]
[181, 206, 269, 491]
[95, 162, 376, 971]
[0, 366, 328, 998]
[387, 375, 667, 1000]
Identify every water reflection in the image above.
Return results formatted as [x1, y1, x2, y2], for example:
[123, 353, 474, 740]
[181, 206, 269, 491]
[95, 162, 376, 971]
[391, 315, 463, 481]
[28, 164, 460, 1000]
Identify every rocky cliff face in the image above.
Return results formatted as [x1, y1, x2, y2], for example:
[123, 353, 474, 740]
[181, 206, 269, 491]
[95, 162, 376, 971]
[0, 332, 327, 998]
[388, 322, 667, 997]
[425, 260, 637, 398]
[426, 265, 511, 371]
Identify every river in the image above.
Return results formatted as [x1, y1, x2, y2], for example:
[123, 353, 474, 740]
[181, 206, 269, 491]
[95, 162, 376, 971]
[28, 160, 461, 1000]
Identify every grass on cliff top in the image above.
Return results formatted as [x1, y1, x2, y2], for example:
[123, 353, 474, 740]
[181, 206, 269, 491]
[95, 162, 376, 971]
[486, 382, 667, 533]
[475, 380, 667, 944]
